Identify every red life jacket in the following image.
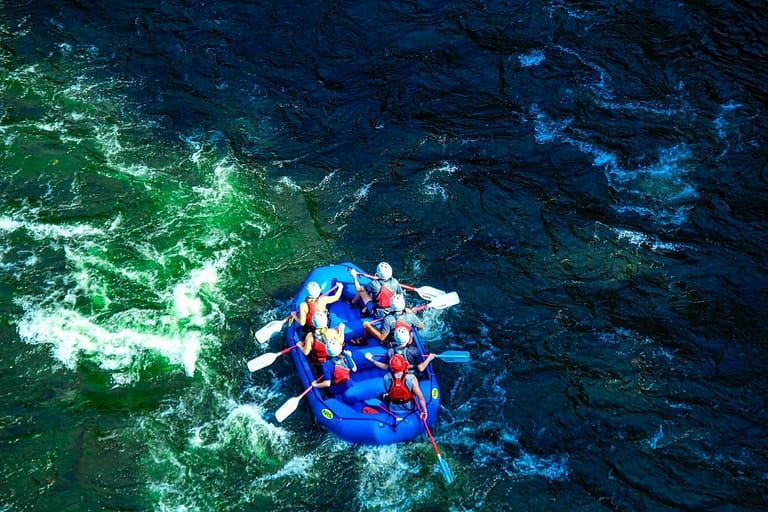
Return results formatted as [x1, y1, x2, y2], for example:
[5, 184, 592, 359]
[310, 330, 329, 363]
[387, 372, 413, 404]
[375, 280, 397, 308]
[331, 358, 351, 384]
[302, 299, 318, 332]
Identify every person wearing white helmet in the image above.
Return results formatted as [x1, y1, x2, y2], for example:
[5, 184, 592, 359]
[312, 337, 357, 400]
[365, 325, 435, 380]
[298, 311, 345, 372]
[362, 293, 423, 345]
[349, 262, 404, 317]
[293, 279, 343, 342]
[375, 261, 392, 280]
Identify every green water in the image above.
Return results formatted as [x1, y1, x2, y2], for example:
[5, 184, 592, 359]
[1, 45, 317, 511]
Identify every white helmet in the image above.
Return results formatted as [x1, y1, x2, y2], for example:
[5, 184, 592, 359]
[394, 326, 410, 346]
[312, 311, 328, 329]
[376, 262, 392, 280]
[391, 293, 406, 312]
[306, 281, 321, 299]
[326, 338, 343, 357]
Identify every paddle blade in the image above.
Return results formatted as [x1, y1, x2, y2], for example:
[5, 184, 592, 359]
[418, 407, 455, 485]
[246, 352, 280, 372]
[438, 455, 455, 485]
[254, 319, 286, 344]
[412, 285, 446, 301]
[275, 396, 301, 422]
[435, 350, 470, 363]
[428, 291, 460, 310]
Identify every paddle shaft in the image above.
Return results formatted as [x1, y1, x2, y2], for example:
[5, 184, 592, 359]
[355, 272, 446, 301]
[357, 272, 415, 289]
[368, 302, 430, 323]
[275, 377, 323, 422]
[415, 400, 454, 484]
[372, 350, 469, 362]
[422, 415, 443, 456]
[413, 399, 438, 453]
[297, 383, 313, 399]
[247, 345, 297, 372]
[364, 401, 402, 421]
[298, 376, 326, 400]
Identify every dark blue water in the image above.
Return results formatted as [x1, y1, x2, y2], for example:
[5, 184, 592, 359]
[1, 1, 767, 510]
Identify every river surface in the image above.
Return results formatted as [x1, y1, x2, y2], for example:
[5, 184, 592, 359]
[1, 1, 766, 511]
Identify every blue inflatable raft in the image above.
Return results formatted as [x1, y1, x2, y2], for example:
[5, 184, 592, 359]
[284, 262, 441, 445]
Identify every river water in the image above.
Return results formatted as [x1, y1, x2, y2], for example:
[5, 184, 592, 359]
[1, 1, 766, 511]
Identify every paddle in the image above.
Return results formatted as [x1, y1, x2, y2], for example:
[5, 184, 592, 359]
[356, 272, 447, 301]
[363, 399, 403, 422]
[275, 378, 320, 422]
[400, 284, 446, 301]
[432, 350, 470, 363]
[372, 350, 470, 363]
[367, 291, 460, 324]
[414, 291, 460, 311]
[363, 291, 460, 328]
[254, 313, 292, 344]
[414, 401, 454, 485]
[246, 345, 297, 372]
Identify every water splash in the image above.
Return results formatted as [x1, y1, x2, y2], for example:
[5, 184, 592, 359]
[356, 445, 435, 511]
[511, 452, 570, 480]
[422, 161, 458, 202]
[647, 424, 665, 450]
[532, 109, 699, 225]
[1, 60, 267, 383]
[143, 387, 299, 510]
[518, 49, 546, 67]
[613, 226, 690, 253]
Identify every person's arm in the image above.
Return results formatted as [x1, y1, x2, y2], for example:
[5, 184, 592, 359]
[407, 312, 424, 330]
[349, 269, 364, 293]
[365, 352, 389, 370]
[416, 353, 436, 373]
[298, 332, 313, 356]
[296, 301, 309, 327]
[410, 377, 428, 419]
[320, 282, 343, 307]
[312, 362, 333, 389]
[363, 321, 387, 342]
